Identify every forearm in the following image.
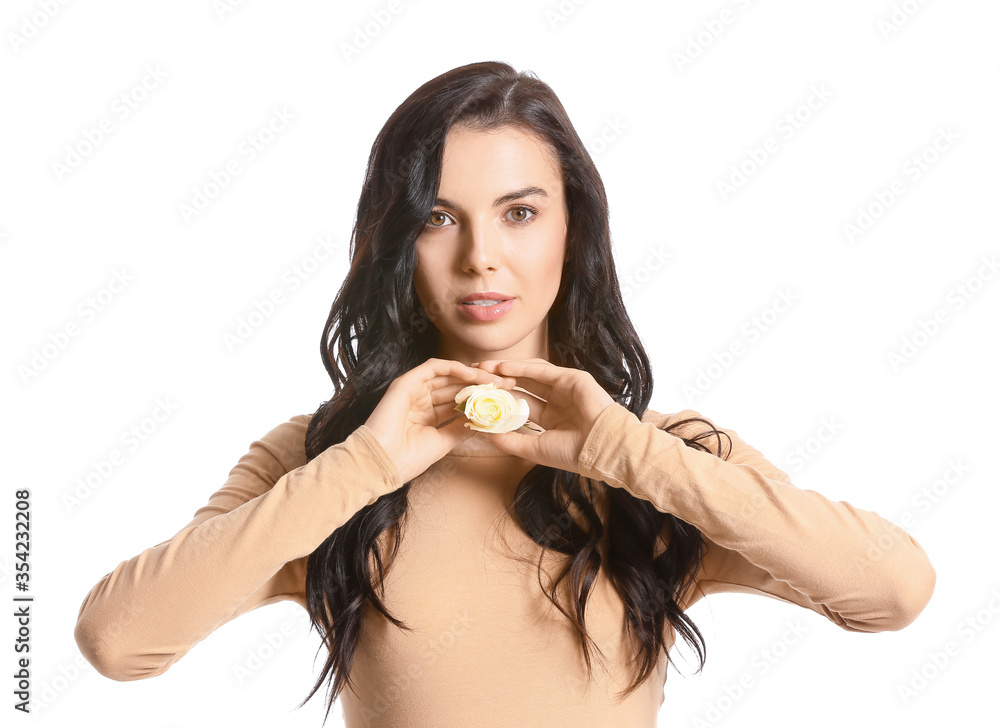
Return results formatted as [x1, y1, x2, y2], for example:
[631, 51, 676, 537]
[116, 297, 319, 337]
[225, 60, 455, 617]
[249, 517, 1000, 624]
[578, 403, 936, 631]
[74, 425, 399, 680]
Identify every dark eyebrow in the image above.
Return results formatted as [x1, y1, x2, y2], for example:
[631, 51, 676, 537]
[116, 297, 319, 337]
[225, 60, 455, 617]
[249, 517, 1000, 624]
[435, 186, 549, 211]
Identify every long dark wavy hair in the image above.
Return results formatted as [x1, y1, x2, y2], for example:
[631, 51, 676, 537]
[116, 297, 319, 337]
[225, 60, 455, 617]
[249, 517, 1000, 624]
[296, 61, 733, 723]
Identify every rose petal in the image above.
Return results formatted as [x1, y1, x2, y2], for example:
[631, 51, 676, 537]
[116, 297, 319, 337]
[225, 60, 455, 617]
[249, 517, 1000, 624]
[455, 382, 494, 404]
[455, 383, 530, 433]
[504, 398, 530, 431]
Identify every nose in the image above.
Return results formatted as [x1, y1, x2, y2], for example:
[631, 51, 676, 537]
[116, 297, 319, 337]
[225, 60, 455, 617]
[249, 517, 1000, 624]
[460, 216, 503, 274]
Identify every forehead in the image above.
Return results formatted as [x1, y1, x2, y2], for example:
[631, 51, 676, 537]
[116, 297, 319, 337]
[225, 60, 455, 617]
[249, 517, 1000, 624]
[439, 124, 563, 194]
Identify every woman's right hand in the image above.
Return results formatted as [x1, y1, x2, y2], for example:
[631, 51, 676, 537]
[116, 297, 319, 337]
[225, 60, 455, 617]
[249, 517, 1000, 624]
[363, 357, 516, 485]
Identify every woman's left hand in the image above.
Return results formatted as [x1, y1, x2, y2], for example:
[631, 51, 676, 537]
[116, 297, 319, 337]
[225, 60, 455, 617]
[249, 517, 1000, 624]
[471, 358, 617, 474]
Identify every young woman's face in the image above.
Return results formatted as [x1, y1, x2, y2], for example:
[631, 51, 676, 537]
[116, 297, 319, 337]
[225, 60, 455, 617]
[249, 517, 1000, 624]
[413, 124, 569, 365]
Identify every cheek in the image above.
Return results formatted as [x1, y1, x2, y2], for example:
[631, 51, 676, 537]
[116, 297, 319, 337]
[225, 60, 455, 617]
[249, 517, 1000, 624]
[412, 249, 430, 295]
[531, 226, 567, 281]
[412, 249, 450, 315]
[412, 275, 429, 317]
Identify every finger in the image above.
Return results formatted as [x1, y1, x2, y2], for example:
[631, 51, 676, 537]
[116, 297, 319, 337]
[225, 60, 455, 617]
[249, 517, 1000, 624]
[427, 389, 518, 427]
[484, 428, 538, 461]
[414, 358, 487, 387]
[494, 359, 563, 382]
[435, 412, 477, 448]
[425, 400, 467, 427]
[429, 357, 513, 380]
[418, 397, 472, 428]
[425, 365, 514, 392]
[476, 357, 552, 369]
[481, 360, 559, 402]
[411, 378, 514, 410]
[425, 376, 516, 407]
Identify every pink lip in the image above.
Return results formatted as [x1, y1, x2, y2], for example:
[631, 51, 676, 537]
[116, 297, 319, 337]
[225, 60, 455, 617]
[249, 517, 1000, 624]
[459, 291, 512, 303]
[458, 299, 515, 322]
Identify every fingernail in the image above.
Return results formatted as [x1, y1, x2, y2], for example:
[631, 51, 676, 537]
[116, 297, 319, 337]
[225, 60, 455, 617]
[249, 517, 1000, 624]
[470, 362, 479, 367]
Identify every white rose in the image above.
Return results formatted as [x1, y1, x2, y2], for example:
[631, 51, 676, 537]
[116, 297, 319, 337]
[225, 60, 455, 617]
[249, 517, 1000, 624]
[454, 382, 532, 433]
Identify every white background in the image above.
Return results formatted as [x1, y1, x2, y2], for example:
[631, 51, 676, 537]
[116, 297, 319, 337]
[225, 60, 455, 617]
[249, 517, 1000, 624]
[2, 1, 998, 726]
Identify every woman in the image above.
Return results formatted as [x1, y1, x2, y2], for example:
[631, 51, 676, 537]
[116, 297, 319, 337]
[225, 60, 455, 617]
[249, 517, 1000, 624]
[74, 61, 936, 726]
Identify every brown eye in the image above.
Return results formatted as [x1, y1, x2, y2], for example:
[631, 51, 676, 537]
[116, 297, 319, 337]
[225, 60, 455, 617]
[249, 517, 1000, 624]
[428, 211, 452, 227]
[507, 206, 536, 223]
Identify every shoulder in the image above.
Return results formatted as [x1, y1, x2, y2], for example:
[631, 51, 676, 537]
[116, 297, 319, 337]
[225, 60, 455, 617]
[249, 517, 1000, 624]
[639, 406, 734, 459]
[242, 412, 315, 475]
[259, 412, 314, 441]
[639, 405, 714, 434]
[642, 405, 792, 484]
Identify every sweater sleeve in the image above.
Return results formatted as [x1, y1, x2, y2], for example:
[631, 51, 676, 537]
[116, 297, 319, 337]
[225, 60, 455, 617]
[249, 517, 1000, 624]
[73, 415, 400, 681]
[577, 403, 936, 633]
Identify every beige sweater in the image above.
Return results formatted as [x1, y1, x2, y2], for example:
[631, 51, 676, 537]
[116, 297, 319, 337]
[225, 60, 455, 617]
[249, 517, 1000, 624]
[73, 403, 936, 727]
